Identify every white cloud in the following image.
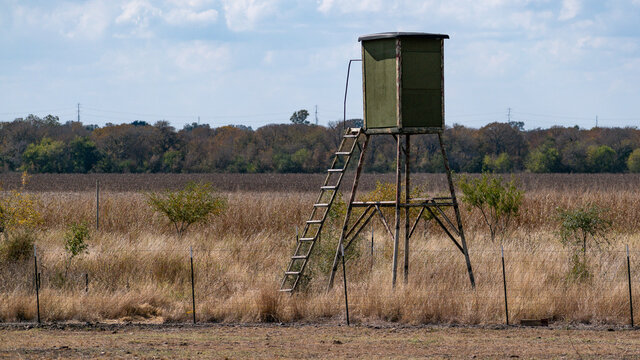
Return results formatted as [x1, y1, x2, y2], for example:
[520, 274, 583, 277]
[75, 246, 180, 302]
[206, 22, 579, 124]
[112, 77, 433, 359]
[12, 0, 113, 40]
[98, 40, 230, 84]
[170, 41, 231, 73]
[221, 0, 278, 31]
[164, 0, 215, 7]
[164, 8, 218, 25]
[558, 0, 581, 21]
[116, 0, 161, 25]
[317, 0, 383, 13]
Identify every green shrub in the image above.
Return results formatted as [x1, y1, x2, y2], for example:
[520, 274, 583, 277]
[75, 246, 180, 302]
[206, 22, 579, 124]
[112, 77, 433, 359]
[63, 222, 90, 278]
[458, 173, 523, 242]
[556, 204, 611, 254]
[556, 204, 611, 282]
[64, 222, 90, 259]
[146, 182, 227, 237]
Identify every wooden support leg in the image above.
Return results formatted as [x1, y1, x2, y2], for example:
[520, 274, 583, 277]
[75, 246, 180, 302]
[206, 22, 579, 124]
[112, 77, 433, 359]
[438, 132, 476, 288]
[392, 134, 402, 288]
[404, 134, 410, 284]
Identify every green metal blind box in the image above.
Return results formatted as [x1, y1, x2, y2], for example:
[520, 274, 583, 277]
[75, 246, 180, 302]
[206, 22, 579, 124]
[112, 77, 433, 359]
[359, 32, 449, 133]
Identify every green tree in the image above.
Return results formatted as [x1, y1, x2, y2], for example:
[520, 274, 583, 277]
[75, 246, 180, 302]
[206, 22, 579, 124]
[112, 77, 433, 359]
[482, 152, 512, 173]
[556, 204, 612, 281]
[557, 204, 611, 254]
[289, 110, 310, 125]
[22, 137, 67, 173]
[68, 136, 101, 173]
[146, 182, 227, 237]
[63, 222, 90, 275]
[587, 145, 616, 173]
[526, 142, 562, 173]
[627, 149, 640, 173]
[458, 173, 523, 243]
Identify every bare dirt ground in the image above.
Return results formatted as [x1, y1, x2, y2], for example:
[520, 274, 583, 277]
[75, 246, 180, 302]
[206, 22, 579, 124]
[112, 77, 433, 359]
[1, 323, 639, 359]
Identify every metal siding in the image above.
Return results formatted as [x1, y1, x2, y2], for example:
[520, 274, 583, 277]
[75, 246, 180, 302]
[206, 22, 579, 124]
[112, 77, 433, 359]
[400, 38, 443, 129]
[363, 39, 397, 129]
[402, 52, 441, 90]
[401, 38, 442, 52]
[402, 89, 443, 128]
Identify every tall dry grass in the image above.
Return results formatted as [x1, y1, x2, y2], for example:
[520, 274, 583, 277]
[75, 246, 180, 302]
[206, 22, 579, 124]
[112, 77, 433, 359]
[2, 176, 640, 325]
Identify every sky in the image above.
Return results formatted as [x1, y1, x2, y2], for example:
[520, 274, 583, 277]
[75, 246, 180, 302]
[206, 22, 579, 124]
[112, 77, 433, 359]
[0, 0, 639, 130]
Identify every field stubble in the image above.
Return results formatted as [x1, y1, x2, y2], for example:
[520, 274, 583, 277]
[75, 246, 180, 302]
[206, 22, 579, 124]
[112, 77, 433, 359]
[1, 173, 640, 325]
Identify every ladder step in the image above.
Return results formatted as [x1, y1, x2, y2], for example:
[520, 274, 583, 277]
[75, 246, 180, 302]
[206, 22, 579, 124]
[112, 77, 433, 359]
[284, 271, 300, 276]
[321, 186, 337, 190]
[314, 203, 329, 207]
[291, 255, 307, 260]
[306, 220, 323, 224]
[335, 152, 351, 155]
[279, 288, 293, 292]
[327, 168, 344, 172]
[344, 134, 358, 138]
[299, 237, 315, 242]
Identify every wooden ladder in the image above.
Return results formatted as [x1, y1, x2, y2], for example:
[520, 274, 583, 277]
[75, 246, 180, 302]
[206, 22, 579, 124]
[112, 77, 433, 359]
[280, 127, 363, 293]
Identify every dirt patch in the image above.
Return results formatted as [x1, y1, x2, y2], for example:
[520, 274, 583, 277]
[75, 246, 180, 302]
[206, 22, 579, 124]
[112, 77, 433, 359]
[1, 323, 639, 359]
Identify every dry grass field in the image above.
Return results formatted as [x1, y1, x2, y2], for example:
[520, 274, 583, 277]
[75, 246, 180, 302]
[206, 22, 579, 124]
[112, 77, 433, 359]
[1, 173, 640, 327]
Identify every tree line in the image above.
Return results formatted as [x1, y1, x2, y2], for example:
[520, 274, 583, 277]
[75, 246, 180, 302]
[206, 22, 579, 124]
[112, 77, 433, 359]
[1, 114, 640, 174]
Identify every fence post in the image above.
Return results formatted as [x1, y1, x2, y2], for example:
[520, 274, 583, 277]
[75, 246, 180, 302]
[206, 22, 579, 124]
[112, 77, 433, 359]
[190, 246, 196, 324]
[501, 244, 509, 326]
[341, 244, 350, 326]
[96, 180, 100, 231]
[33, 244, 40, 324]
[627, 244, 634, 327]
[370, 223, 374, 271]
[85, 273, 89, 293]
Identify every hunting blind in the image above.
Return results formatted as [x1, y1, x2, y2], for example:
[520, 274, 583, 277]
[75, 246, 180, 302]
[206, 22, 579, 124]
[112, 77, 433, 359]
[281, 32, 475, 293]
[361, 32, 446, 132]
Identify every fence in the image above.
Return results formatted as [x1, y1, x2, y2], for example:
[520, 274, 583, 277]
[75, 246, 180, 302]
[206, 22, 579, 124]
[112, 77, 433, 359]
[1, 242, 638, 327]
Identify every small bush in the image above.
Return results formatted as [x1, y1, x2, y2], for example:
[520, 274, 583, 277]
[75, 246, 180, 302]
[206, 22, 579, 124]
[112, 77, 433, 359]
[556, 204, 611, 282]
[556, 204, 611, 254]
[64, 222, 90, 259]
[146, 182, 227, 237]
[458, 173, 523, 242]
[0, 228, 36, 262]
[63, 222, 90, 279]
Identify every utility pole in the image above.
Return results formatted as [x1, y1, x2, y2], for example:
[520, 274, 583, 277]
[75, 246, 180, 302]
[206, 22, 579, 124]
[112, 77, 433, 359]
[315, 105, 318, 125]
[507, 107, 511, 122]
[77, 103, 80, 123]
[596, 115, 598, 128]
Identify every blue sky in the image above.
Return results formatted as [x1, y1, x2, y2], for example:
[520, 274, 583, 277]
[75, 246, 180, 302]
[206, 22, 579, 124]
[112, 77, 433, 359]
[1, 0, 639, 130]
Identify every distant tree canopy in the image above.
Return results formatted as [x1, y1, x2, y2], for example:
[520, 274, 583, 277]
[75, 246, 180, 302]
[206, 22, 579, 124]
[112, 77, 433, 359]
[289, 110, 310, 125]
[1, 115, 640, 174]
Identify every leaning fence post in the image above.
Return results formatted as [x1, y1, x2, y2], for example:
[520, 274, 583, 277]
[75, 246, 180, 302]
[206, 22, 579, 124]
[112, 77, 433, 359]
[501, 244, 509, 326]
[33, 244, 40, 324]
[190, 246, 196, 324]
[627, 244, 634, 327]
